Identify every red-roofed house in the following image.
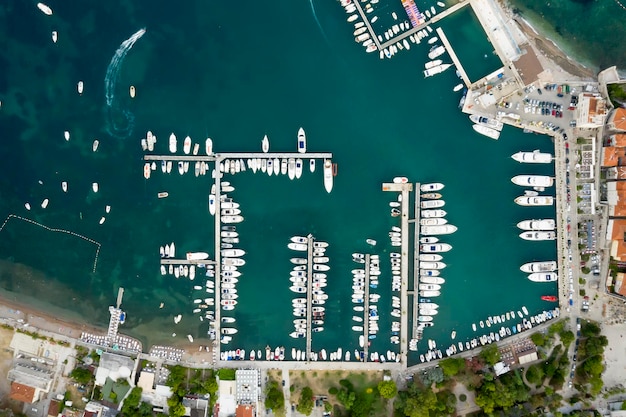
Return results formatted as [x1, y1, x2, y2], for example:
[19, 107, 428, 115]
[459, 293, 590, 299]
[235, 405, 255, 417]
[610, 108, 626, 132]
[48, 400, 60, 417]
[10, 382, 38, 403]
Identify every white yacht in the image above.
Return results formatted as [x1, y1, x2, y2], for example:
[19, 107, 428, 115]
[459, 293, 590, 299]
[520, 231, 556, 241]
[77, 81, 84, 95]
[37, 2, 53, 15]
[288, 158, 296, 180]
[517, 219, 555, 230]
[420, 183, 444, 192]
[420, 243, 452, 253]
[262, 135, 270, 153]
[183, 136, 192, 155]
[428, 45, 445, 59]
[324, 159, 333, 193]
[422, 209, 446, 218]
[169, 133, 177, 153]
[297, 127, 306, 153]
[310, 159, 316, 173]
[421, 200, 445, 208]
[419, 254, 443, 261]
[420, 261, 446, 269]
[420, 218, 447, 226]
[61, 181, 68, 192]
[423, 63, 452, 77]
[424, 59, 442, 69]
[520, 261, 557, 273]
[514, 196, 554, 206]
[472, 124, 500, 140]
[295, 158, 303, 179]
[469, 114, 503, 131]
[511, 175, 554, 188]
[92, 182, 99, 193]
[511, 150, 552, 163]
[421, 225, 457, 235]
[205, 138, 213, 155]
[528, 272, 558, 282]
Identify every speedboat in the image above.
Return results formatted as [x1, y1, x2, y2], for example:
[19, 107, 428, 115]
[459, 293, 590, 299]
[37, 2, 53, 15]
[421, 200, 445, 208]
[262, 135, 269, 153]
[310, 159, 316, 172]
[421, 209, 446, 218]
[425, 59, 443, 69]
[420, 218, 447, 226]
[208, 195, 216, 215]
[77, 81, 84, 95]
[183, 136, 192, 154]
[511, 150, 552, 164]
[419, 254, 443, 262]
[92, 140, 99, 152]
[297, 127, 306, 153]
[517, 219, 555, 230]
[281, 159, 288, 175]
[205, 138, 213, 155]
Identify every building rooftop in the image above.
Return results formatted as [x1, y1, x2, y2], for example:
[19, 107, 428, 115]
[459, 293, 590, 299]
[48, 399, 60, 417]
[514, 43, 543, 86]
[235, 370, 259, 404]
[10, 382, 37, 403]
[613, 108, 626, 131]
[235, 405, 254, 417]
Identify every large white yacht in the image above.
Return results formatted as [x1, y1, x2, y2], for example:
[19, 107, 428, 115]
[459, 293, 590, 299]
[420, 183, 444, 192]
[520, 261, 557, 273]
[519, 231, 556, 241]
[511, 150, 552, 163]
[169, 133, 177, 153]
[419, 243, 452, 252]
[423, 63, 451, 78]
[324, 159, 333, 193]
[514, 196, 554, 206]
[511, 175, 554, 188]
[472, 124, 500, 140]
[469, 114, 503, 131]
[517, 219, 555, 230]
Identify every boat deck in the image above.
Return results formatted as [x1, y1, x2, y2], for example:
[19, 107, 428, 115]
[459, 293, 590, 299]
[382, 181, 413, 365]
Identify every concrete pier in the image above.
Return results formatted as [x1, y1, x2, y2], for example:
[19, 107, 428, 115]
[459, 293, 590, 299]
[412, 184, 422, 340]
[144, 152, 333, 163]
[382, 181, 413, 365]
[436, 28, 471, 87]
[213, 171, 222, 362]
[377, 0, 470, 51]
[350, 0, 383, 51]
[363, 254, 371, 362]
[116, 287, 124, 309]
[306, 234, 314, 362]
[160, 258, 218, 265]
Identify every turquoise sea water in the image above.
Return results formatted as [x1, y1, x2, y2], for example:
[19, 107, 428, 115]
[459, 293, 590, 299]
[0, 0, 575, 364]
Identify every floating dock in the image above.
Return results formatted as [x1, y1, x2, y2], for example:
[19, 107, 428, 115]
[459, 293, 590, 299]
[436, 28, 471, 87]
[350, 0, 383, 51]
[382, 181, 413, 365]
[144, 152, 333, 163]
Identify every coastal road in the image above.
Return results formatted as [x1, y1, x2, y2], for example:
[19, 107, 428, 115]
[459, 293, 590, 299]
[282, 368, 291, 416]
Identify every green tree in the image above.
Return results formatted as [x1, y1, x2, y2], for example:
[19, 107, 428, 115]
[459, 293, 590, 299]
[377, 380, 397, 399]
[70, 367, 93, 385]
[525, 364, 545, 386]
[121, 387, 142, 414]
[217, 368, 236, 380]
[530, 332, 546, 347]
[168, 402, 185, 417]
[265, 382, 285, 411]
[296, 387, 314, 416]
[439, 357, 466, 377]
[479, 344, 501, 366]
[337, 389, 356, 410]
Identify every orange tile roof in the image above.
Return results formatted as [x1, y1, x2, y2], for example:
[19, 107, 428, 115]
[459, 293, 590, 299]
[603, 147, 621, 167]
[614, 134, 626, 147]
[615, 108, 626, 131]
[235, 405, 254, 417]
[10, 382, 37, 403]
[611, 220, 626, 260]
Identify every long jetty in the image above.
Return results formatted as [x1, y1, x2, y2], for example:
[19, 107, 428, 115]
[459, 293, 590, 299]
[306, 234, 314, 362]
[382, 181, 413, 365]
[412, 184, 421, 340]
[144, 152, 333, 162]
[377, 0, 470, 51]
[363, 254, 371, 362]
[350, 0, 382, 51]
[435, 28, 471, 87]
[214, 168, 223, 362]
[160, 259, 218, 265]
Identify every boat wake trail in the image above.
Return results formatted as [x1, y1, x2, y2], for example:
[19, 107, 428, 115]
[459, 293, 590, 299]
[309, 0, 330, 45]
[104, 28, 146, 139]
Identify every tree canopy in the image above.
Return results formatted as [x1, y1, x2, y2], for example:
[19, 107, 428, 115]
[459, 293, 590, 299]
[296, 387, 314, 416]
[377, 380, 397, 399]
[70, 367, 93, 385]
[439, 357, 466, 377]
[474, 371, 530, 414]
[265, 381, 285, 412]
[479, 343, 501, 366]
[394, 381, 455, 417]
